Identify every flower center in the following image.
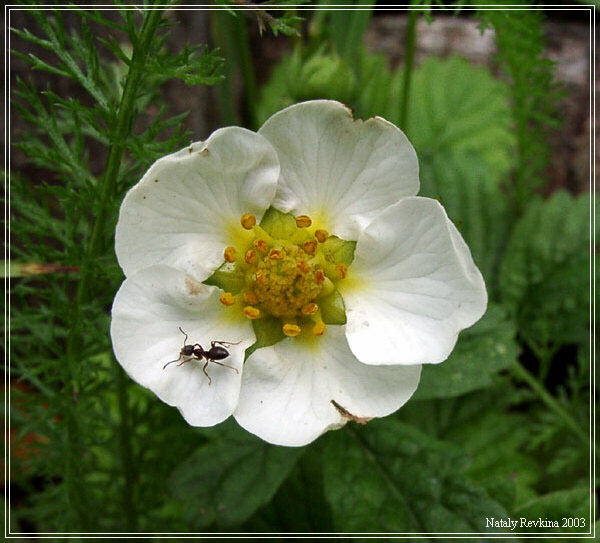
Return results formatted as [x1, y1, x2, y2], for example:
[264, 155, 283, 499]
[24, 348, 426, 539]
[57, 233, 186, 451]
[215, 211, 353, 338]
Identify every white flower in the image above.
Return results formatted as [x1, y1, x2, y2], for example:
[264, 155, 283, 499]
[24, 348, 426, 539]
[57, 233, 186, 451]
[111, 100, 487, 446]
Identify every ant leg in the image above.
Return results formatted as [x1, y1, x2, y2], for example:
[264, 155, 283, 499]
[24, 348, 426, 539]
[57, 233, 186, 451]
[202, 360, 212, 386]
[211, 340, 242, 348]
[208, 359, 239, 374]
[176, 356, 194, 367]
[163, 356, 183, 370]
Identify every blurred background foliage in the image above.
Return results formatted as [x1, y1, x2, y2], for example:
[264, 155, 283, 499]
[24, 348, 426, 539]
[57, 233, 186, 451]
[7, 0, 596, 536]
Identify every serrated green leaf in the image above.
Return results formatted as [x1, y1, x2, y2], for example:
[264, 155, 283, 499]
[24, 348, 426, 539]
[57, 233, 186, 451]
[406, 56, 516, 180]
[259, 207, 297, 239]
[324, 420, 510, 533]
[414, 304, 519, 400]
[243, 448, 334, 532]
[499, 191, 593, 351]
[169, 421, 305, 528]
[514, 488, 590, 534]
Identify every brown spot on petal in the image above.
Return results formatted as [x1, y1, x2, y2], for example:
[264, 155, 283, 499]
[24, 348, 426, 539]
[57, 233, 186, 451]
[185, 276, 202, 296]
[330, 400, 373, 425]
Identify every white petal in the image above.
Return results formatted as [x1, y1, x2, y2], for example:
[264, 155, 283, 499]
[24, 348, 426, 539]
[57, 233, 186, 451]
[343, 197, 487, 366]
[234, 326, 421, 447]
[111, 265, 255, 426]
[259, 100, 419, 240]
[115, 127, 279, 280]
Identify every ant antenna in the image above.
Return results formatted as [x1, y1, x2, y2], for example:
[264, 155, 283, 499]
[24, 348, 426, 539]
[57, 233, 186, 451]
[178, 327, 188, 344]
[163, 358, 181, 370]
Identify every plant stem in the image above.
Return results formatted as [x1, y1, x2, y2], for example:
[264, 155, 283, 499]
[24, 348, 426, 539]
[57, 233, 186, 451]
[63, 5, 163, 530]
[512, 361, 594, 457]
[115, 357, 137, 530]
[211, 11, 240, 126]
[399, 7, 417, 131]
[231, 16, 259, 128]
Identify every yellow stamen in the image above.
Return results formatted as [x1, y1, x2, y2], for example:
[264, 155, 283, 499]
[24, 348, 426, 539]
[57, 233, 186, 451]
[295, 215, 312, 228]
[336, 263, 348, 279]
[243, 306, 261, 319]
[301, 302, 318, 315]
[223, 246, 237, 262]
[241, 213, 256, 230]
[219, 292, 236, 306]
[302, 240, 317, 255]
[315, 229, 328, 243]
[255, 270, 266, 284]
[254, 239, 268, 253]
[269, 249, 284, 260]
[243, 291, 258, 305]
[283, 323, 302, 337]
[297, 259, 310, 273]
[314, 269, 325, 285]
[245, 249, 256, 265]
[312, 321, 326, 336]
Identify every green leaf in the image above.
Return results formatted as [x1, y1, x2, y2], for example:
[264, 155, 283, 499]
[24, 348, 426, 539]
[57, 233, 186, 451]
[321, 236, 356, 267]
[259, 207, 297, 239]
[435, 388, 541, 509]
[256, 49, 357, 126]
[328, 0, 376, 62]
[324, 420, 510, 533]
[319, 289, 346, 325]
[406, 56, 516, 180]
[247, 316, 286, 359]
[204, 263, 245, 294]
[414, 304, 519, 400]
[243, 447, 334, 532]
[169, 421, 305, 528]
[499, 191, 593, 351]
[514, 488, 591, 534]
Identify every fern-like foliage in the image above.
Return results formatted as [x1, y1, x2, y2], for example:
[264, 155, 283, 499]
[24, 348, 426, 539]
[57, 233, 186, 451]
[478, 3, 562, 210]
[10, 6, 222, 532]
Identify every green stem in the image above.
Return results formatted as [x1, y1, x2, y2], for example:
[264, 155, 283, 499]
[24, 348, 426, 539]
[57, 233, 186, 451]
[115, 358, 137, 530]
[63, 5, 164, 530]
[211, 11, 240, 126]
[399, 7, 417, 131]
[231, 16, 259, 128]
[512, 361, 595, 457]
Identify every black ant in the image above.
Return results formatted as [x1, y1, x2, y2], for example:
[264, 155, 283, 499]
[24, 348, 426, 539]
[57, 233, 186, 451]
[163, 327, 240, 386]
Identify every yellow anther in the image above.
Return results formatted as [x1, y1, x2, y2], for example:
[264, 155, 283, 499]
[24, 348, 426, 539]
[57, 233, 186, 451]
[336, 263, 348, 279]
[243, 291, 258, 305]
[269, 249, 284, 260]
[302, 240, 317, 255]
[224, 246, 237, 263]
[297, 260, 310, 273]
[241, 213, 256, 230]
[315, 229, 328, 243]
[245, 249, 256, 265]
[283, 323, 302, 337]
[312, 321, 327, 336]
[219, 292, 236, 306]
[295, 215, 312, 228]
[301, 302, 318, 315]
[314, 269, 325, 285]
[254, 239, 268, 253]
[243, 306, 261, 319]
[255, 270, 266, 284]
